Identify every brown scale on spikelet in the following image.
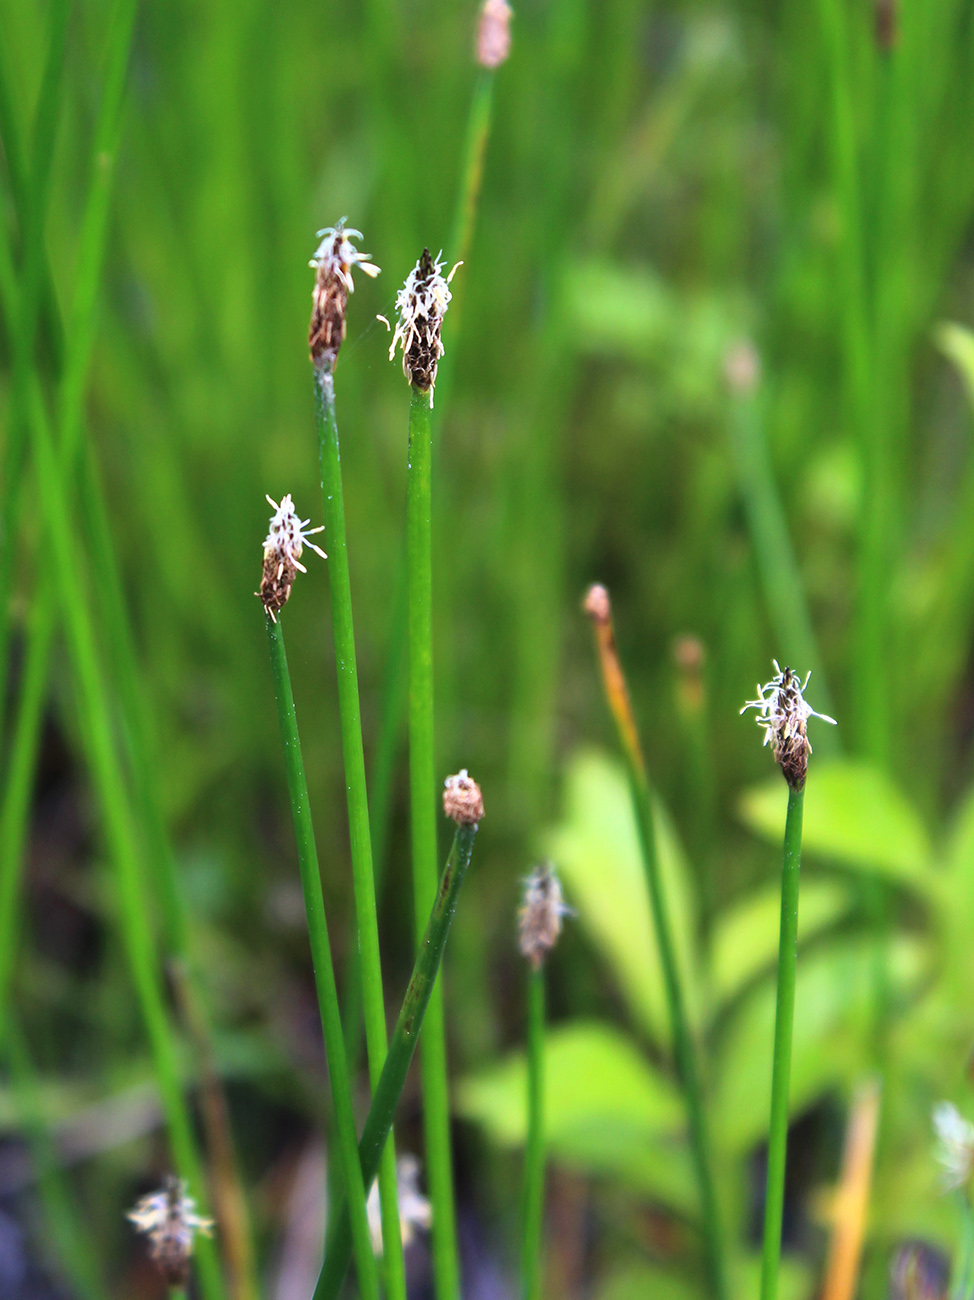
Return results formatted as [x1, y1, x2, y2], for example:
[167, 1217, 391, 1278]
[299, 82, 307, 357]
[256, 494, 326, 621]
[127, 1175, 214, 1286]
[308, 221, 380, 371]
[388, 249, 460, 402]
[518, 863, 572, 970]
[740, 660, 836, 790]
[442, 769, 484, 825]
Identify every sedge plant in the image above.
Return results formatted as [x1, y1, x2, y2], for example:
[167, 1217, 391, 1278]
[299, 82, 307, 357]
[387, 246, 463, 1300]
[517, 863, 572, 1300]
[315, 771, 485, 1300]
[740, 661, 836, 1300]
[308, 223, 408, 1299]
[257, 492, 380, 1299]
[584, 583, 727, 1300]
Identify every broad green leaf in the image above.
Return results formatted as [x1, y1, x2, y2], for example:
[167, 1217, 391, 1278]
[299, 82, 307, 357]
[455, 1021, 695, 1210]
[738, 760, 932, 887]
[712, 879, 854, 1009]
[714, 937, 929, 1151]
[937, 322, 974, 413]
[542, 749, 701, 1044]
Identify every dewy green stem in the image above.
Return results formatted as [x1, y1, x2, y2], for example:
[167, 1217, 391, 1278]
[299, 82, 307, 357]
[406, 383, 460, 1300]
[314, 821, 479, 1300]
[264, 615, 380, 1300]
[522, 966, 545, 1300]
[313, 367, 406, 1300]
[759, 783, 805, 1300]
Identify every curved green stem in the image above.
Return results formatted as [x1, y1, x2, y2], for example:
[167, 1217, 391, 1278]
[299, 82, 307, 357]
[314, 368, 406, 1299]
[407, 383, 460, 1300]
[315, 821, 479, 1300]
[522, 966, 545, 1300]
[264, 614, 380, 1300]
[588, 597, 727, 1300]
[759, 784, 805, 1300]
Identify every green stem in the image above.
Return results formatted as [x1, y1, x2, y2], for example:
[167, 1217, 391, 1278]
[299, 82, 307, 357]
[406, 382, 460, 1300]
[264, 614, 380, 1300]
[0, 0, 70, 732]
[314, 367, 406, 1299]
[588, 599, 726, 1300]
[315, 821, 479, 1300]
[726, 381, 838, 742]
[22, 367, 224, 1300]
[522, 966, 545, 1300]
[759, 783, 805, 1300]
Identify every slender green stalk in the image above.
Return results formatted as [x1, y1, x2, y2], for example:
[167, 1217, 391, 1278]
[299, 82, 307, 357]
[406, 382, 460, 1300]
[586, 590, 727, 1300]
[21, 371, 224, 1300]
[264, 613, 380, 1300]
[952, 1196, 974, 1300]
[817, 0, 887, 766]
[314, 367, 406, 1299]
[522, 966, 545, 1300]
[759, 784, 805, 1300]
[315, 820, 480, 1300]
[0, 0, 70, 729]
[726, 374, 838, 741]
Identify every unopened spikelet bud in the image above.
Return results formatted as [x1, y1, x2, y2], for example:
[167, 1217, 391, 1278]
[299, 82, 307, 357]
[740, 660, 836, 790]
[518, 862, 572, 970]
[127, 1175, 214, 1286]
[583, 582, 611, 625]
[442, 769, 484, 825]
[257, 493, 327, 621]
[309, 220, 380, 371]
[477, 0, 513, 68]
[388, 249, 460, 403]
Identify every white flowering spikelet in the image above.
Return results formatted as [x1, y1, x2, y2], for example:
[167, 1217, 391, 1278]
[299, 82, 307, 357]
[387, 249, 460, 401]
[933, 1102, 974, 1192]
[127, 1176, 214, 1285]
[258, 493, 326, 620]
[518, 863, 573, 970]
[366, 1153, 432, 1256]
[309, 220, 380, 369]
[740, 660, 836, 789]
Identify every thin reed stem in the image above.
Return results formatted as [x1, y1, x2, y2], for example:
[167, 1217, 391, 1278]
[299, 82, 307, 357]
[21, 373, 225, 1300]
[314, 367, 407, 1299]
[759, 784, 805, 1300]
[522, 966, 545, 1300]
[407, 382, 460, 1300]
[586, 589, 727, 1300]
[0, 0, 69, 728]
[726, 372, 838, 741]
[315, 820, 480, 1300]
[264, 613, 380, 1300]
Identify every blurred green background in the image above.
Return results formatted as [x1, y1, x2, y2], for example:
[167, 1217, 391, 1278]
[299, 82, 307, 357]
[6, 0, 974, 1296]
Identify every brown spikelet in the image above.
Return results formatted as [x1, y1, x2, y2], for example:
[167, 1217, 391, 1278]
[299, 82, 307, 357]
[442, 769, 484, 825]
[258, 550, 296, 622]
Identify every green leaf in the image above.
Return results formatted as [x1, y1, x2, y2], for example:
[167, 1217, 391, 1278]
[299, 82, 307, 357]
[595, 1266, 699, 1300]
[711, 879, 854, 1008]
[455, 1020, 695, 1210]
[542, 749, 701, 1044]
[738, 760, 932, 887]
[937, 322, 974, 413]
